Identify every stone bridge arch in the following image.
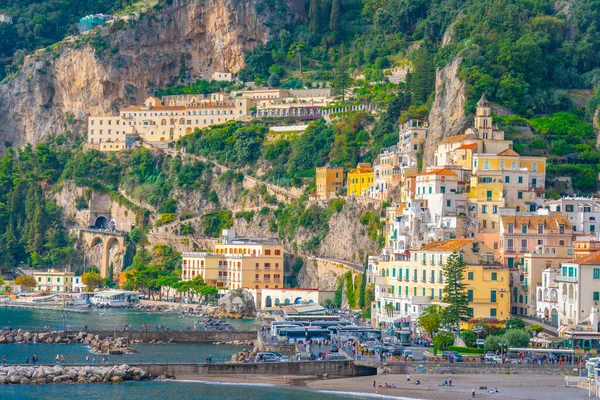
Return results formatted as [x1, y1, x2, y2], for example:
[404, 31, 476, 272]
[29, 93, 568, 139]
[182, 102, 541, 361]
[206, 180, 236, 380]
[81, 230, 127, 279]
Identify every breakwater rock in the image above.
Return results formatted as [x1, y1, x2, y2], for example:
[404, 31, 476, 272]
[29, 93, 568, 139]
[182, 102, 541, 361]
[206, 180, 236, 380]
[0, 329, 135, 354]
[0, 364, 151, 385]
[89, 337, 135, 355]
[132, 304, 206, 315]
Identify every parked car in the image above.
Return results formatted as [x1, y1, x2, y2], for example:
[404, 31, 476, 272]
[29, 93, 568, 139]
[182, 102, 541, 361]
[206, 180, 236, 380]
[330, 345, 339, 353]
[257, 352, 281, 362]
[402, 350, 413, 359]
[326, 354, 347, 361]
[491, 355, 503, 363]
[262, 356, 278, 363]
[442, 351, 464, 362]
[279, 355, 290, 362]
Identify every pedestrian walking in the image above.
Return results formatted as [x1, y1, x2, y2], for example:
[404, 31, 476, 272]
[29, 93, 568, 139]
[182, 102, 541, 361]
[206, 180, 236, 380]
[92, 356, 96, 364]
[55, 354, 60, 364]
[25, 356, 29, 364]
[60, 354, 65, 364]
[472, 388, 476, 398]
[449, 377, 452, 386]
[407, 374, 411, 382]
[86, 355, 90, 364]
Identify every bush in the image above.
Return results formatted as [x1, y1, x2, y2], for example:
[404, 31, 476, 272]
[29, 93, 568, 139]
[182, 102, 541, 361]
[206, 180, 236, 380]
[484, 335, 500, 352]
[157, 213, 176, 225]
[460, 330, 477, 348]
[448, 346, 483, 354]
[503, 329, 531, 348]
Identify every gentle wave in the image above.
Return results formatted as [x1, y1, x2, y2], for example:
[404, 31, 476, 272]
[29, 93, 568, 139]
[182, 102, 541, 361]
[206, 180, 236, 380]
[170, 379, 276, 388]
[168, 380, 422, 399]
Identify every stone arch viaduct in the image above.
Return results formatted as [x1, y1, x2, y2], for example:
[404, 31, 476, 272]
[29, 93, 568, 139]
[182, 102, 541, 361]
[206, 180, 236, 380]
[80, 229, 127, 278]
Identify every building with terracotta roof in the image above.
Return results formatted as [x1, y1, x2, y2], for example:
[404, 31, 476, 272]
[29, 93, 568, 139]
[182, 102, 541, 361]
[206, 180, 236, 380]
[414, 168, 469, 241]
[347, 163, 374, 197]
[181, 229, 283, 290]
[87, 94, 251, 151]
[546, 197, 600, 235]
[371, 238, 509, 330]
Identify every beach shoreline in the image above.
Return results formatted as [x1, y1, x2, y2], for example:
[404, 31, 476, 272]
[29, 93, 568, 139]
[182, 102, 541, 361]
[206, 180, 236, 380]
[175, 373, 590, 400]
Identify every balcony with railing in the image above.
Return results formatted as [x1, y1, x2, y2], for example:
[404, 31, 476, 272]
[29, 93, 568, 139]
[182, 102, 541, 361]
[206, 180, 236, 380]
[555, 275, 578, 283]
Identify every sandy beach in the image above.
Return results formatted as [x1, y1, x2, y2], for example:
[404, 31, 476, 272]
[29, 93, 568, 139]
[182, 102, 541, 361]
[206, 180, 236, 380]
[177, 373, 591, 400]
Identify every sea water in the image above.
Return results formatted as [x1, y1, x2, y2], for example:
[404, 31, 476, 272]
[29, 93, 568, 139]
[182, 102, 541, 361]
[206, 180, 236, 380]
[0, 343, 245, 365]
[0, 306, 257, 331]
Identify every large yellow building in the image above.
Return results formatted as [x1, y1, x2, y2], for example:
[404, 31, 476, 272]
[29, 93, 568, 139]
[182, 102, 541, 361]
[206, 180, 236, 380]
[33, 269, 75, 292]
[181, 229, 284, 290]
[347, 163, 374, 197]
[87, 95, 252, 151]
[372, 239, 510, 328]
[315, 165, 344, 200]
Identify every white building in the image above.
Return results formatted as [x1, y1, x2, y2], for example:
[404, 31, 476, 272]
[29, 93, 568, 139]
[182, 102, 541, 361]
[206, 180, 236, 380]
[211, 72, 233, 82]
[544, 252, 600, 327]
[546, 197, 600, 235]
[0, 14, 13, 24]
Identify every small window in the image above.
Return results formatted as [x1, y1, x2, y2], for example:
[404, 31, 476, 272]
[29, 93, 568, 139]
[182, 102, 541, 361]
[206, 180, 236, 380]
[468, 271, 474, 280]
[491, 272, 497, 281]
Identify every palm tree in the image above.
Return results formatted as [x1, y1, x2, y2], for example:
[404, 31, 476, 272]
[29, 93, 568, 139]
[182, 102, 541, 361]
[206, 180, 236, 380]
[288, 42, 306, 74]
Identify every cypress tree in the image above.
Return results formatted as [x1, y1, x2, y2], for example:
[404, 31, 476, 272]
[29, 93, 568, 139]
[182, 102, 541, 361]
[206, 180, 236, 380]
[411, 48, 435, 105]
[308, 0, 320, 36]
[329, 0, 341, 33]
[441, 251, 470, 332]
[359, 254, 368, 309]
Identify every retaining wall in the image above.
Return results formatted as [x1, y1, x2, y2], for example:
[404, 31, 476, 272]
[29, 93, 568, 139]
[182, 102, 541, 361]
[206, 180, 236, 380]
[134, 360, 377, 378]
[40, 330, 258, 344]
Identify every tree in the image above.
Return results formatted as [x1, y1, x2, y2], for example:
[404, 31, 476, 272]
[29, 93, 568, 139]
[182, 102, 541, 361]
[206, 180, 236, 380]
[156, 274, 180, 301]
[358, 254, 368, 309]
[288, 42, 306, 74]
[82, 271, 103, 290]
[432, 331, 454, 351]
[484, 335, 500, 352]
[15, 275, 36, 290]
[503, 329, 531, 348]
[384, 303, 394, 317]
[417, 305, 444, 338]
[308, 0, 320, 36]
[527, 324, 543, 334]
[278, 29, 292, 51]
[178, 53, 188, 83]
[330, 0, 341, 33]
[442, 252, 470, 333]
[411, 48, 435, 105]
[505, 318, 525, 330]
[460, 330, 477, 348]
[268, 73, 281, 87]
[333, 63, 352, 102]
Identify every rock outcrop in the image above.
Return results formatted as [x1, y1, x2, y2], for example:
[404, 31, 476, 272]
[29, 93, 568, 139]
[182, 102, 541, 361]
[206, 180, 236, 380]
[423, 57, 468, 168]
[0, 0, 298, 149]
[0, 364, 150, 385]
[214, 290, 256, 318]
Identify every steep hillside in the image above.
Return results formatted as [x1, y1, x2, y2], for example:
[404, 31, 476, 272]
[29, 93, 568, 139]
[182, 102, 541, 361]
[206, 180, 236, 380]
[0, 0, 293, 149]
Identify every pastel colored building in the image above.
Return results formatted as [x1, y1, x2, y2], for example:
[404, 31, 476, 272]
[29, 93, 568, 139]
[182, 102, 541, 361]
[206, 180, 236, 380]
[371, 239, 508, 330]
[87, 95, 251, 151]
[247, 288, 335, 309]
[181, 229, 284, 290]
[33, 269, 75, 292]
[347, 163, 374, 197]
[315, 165, 343, 200]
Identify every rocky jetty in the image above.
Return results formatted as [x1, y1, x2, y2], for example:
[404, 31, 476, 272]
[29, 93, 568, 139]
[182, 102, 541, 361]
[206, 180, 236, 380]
[213, 340, 255, 346]
[132, 303, 206, 315]
[213, 290, 256, 319]
[0, 364, 151, 385]
[89, 337, 135, 355]
[0, 329, 135, 354]
[230, 348, 257, 363]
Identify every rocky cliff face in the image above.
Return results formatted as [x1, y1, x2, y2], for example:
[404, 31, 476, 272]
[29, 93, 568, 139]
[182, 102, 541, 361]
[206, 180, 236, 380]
[423, 57, 468, 168]
[0, 0, 289, 148]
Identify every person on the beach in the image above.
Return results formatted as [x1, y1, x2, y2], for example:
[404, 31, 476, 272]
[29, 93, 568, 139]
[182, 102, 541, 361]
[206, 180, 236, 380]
[93, 356, 96, 364]
[407, 374, 410, 382]
[55, 354, 59, 364]
[449, 377, 452, 386]
[472, 388, 476, 398]
[373, 380, 376, 388]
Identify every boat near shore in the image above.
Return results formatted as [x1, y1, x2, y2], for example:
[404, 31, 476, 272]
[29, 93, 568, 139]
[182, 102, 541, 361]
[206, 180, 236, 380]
[66, 292, 94, 306]
[91, 290, 141, 308]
